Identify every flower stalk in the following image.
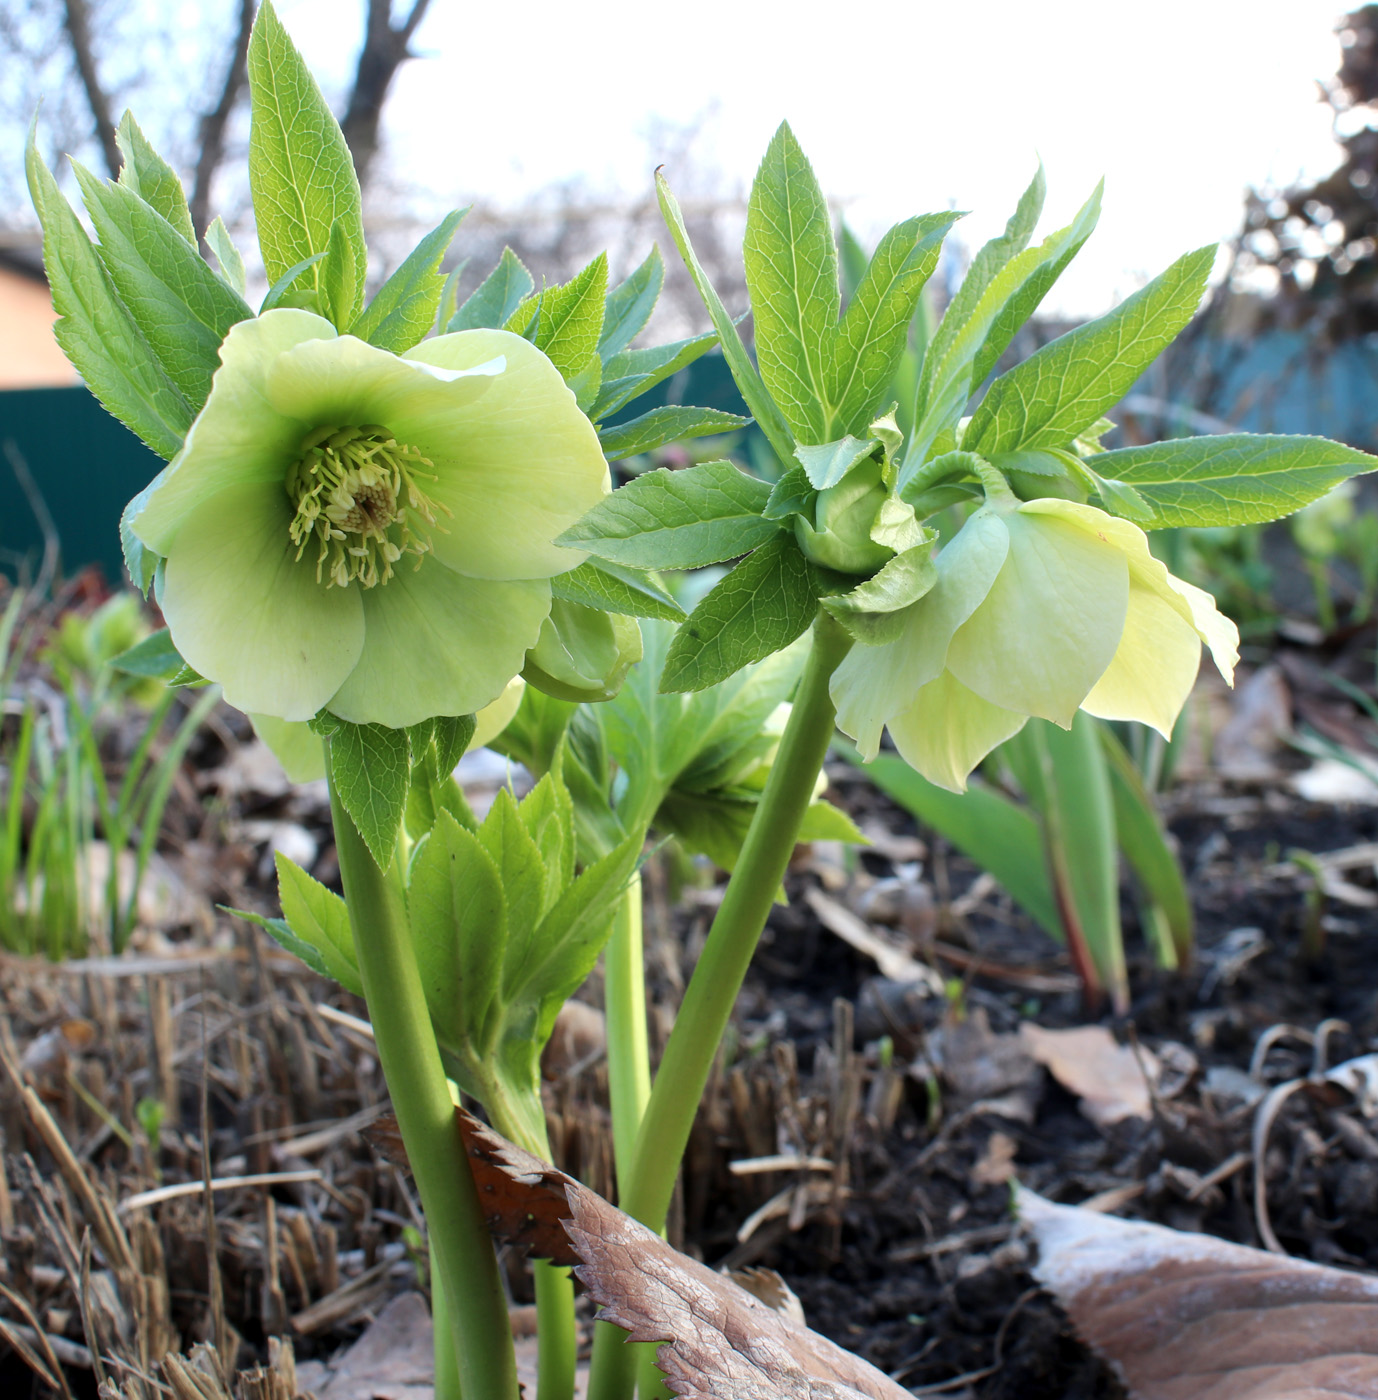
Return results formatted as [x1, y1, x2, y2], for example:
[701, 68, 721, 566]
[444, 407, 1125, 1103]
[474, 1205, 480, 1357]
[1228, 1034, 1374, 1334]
[326, 745, 519, 1400]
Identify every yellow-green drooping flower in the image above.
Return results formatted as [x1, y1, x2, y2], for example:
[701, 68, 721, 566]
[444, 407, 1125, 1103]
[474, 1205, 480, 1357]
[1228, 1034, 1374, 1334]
[832, 496, 1238, 791]
[127, 310, 609, 729]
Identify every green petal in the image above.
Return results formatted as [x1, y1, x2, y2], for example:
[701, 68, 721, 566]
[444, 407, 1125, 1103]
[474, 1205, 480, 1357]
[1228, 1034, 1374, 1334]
[886, 670, 1027, 792]
[946, 509, 1127, 727]
[250, 714, 327, 783]
[162, 480, 364, 720]
[327, 558, 550, 728]
[1023, 496, 1240, 686]
[471, 678, 526, 750]
[1081, 579, 1203, 735]
[134, 309, 336, 555]
[263, 330, 502, 430]
[831, 509, 1010, 760]
[402, 329, 611, 581]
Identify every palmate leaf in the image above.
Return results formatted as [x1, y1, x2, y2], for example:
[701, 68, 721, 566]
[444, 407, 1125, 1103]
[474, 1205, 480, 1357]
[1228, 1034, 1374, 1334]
[115, 111, 195, 245]
[72, 162, 252, 409]
[247, 0, 366, 321]
[902, 185, 1102, 478]
[963, 244, 1216, 458]
[1089, 433, 1378, 528]
[26, 133, 192, 459]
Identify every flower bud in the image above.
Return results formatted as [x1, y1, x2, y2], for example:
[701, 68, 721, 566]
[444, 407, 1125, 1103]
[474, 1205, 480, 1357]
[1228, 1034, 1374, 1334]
[522, 600, 642, 703]
[793, 459, 894, 574]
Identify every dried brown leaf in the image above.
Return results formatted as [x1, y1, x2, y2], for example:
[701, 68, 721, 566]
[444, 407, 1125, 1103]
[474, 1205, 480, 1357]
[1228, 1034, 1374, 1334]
[1021, 1187, 1378, 1400]
[369, 1110, 913, 1400]
[1019, 1023, 1157, 1126]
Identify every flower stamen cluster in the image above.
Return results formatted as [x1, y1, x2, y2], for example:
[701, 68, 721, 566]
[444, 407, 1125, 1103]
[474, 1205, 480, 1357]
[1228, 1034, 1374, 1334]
[285, 424, 449, 589]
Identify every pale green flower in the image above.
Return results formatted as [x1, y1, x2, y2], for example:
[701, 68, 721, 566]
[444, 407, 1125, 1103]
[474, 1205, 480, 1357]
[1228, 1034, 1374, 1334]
[832, 497, 1238, 791]
[128, 309, 609, 728]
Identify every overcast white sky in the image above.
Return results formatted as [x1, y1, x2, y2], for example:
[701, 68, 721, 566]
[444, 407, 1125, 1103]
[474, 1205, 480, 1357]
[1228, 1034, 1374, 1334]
[287, 0, 1349, 314]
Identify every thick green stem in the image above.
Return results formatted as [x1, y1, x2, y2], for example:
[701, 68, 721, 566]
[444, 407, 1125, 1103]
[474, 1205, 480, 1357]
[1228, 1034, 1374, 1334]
[622, 611, 851, 1229]
[327, 756, 518, 1400]
[480, 1079, 576, 1400]
[594, 875, 664, 1400]
[432, 1241, 461, 1400]
[605, 873, 651, 1184]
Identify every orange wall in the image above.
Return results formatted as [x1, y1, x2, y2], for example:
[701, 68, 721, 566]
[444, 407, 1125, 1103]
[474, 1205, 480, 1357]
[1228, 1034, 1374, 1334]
[0, 268, 79, 388]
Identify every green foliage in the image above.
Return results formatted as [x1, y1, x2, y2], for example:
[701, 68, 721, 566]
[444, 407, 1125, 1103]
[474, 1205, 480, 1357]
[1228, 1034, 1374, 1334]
[350, 210, 467, 352]
[963, 245, 1216, 458]
[1090, 434, 1378, 528]
[660, 535, 818, 692]
[597, 405, 750, 462]
[508, 254, 608, 380]
[600, 246, 664, 356]
[26, 133, 192, 459]
[559, 460, 777, 570]
[322, 720, 412, 868]
[448, 247, 534, 331]
[549, 560, 684, 622]
[69, 162, 252, 409]
[592, 330, 719, 420]
[115, 111, 196, 245]
[246, 0, 366, 322]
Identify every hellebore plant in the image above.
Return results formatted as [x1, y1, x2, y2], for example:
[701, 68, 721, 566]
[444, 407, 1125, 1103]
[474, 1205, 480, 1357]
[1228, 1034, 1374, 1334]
[29, 5, 1378, 1398]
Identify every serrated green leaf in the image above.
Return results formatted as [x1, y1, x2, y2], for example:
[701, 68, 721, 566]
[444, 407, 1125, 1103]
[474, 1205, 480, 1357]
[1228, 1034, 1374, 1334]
[794, 435, 877, 490]
[479, 789, 548, 972]
[657, 169, 797, 464]
[407, 810, 506, 1053]
[525, 254, 608, 379]
[434, 260, 467, 333]
[600, 246, 663, 357]
[660, 535, 817, 693]
[72, 161, 252, 409]
[763, 463, 816, 520]
[349, 209, 465, 352]
[120, 472, 165, 592]
[448, 247, 533, 331]
[551, 559, 684, 621]
[743, 122, 838, 445]
[229, 907, 335, 982]
[598, 405, 750, 461]
[109, 627, 183, 679]
[405, 713, 474, 782]
[328, 720, 410, 867]
[115, 111, 195, 245]
[902, 187, 1103, 478]
[317, 216, 359, 330]
[275, 852, 364, 995]
[516, 832, 643, 1030]
[27, 134, 191, 459]
[1086, 433, 1378, 528]
[963, 245, 1216, 459]
[593, 330, 719, 420]
[204, 217, 247, 296]
[247, 0, 365, 318]
[516, 767, 575, 899]
[827, 211, 960, 438]
[861, 753, 1062, 939]
[560, 460, 777, 569]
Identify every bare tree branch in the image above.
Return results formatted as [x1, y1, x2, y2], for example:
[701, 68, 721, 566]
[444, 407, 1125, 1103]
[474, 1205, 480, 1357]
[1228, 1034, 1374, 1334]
[189, 0, 254, 241]
[61, 0, 120, 176]
[340, 0, 432, 188]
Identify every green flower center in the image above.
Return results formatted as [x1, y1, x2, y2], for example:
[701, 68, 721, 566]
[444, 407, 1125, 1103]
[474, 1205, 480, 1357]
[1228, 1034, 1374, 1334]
[285, 425, 449, 589]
